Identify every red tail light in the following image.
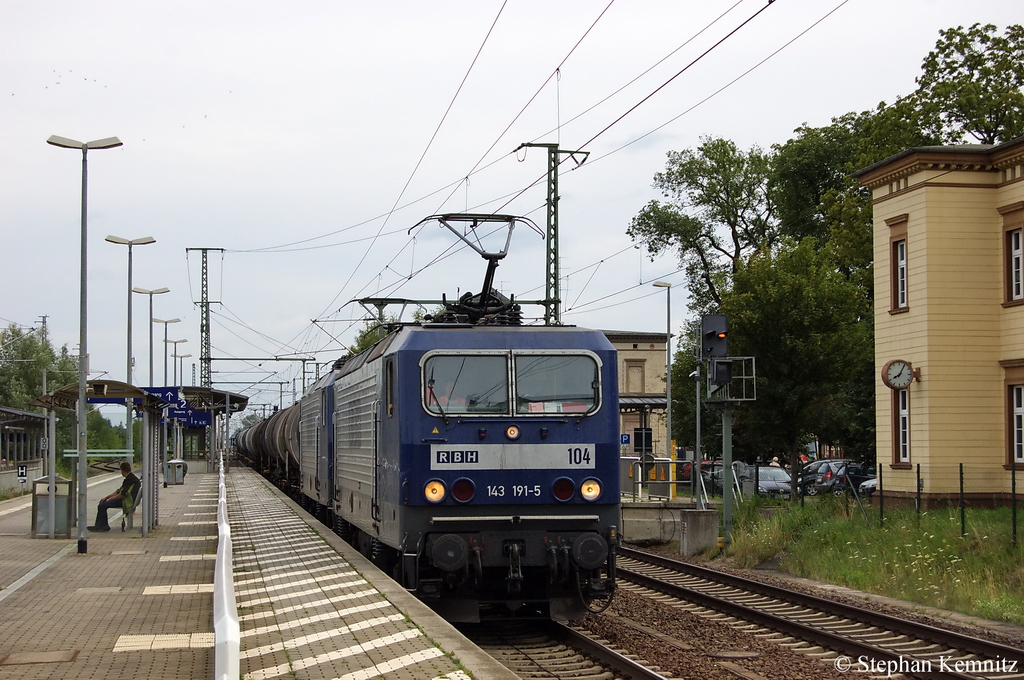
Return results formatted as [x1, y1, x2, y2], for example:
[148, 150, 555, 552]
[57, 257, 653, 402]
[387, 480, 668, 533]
[553, 478, 575, 502]
[452, 478, 475, 502]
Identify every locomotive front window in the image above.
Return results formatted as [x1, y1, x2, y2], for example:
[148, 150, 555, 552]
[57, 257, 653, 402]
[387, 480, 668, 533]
[514, 354, 599, 414]
[423, 355, 508, 415]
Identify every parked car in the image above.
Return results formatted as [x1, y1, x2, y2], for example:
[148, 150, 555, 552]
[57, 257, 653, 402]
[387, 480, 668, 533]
[815, 461, 876, 496]
[703, 461, 762, 496]
[796, 458, 849, 496]
[674, 460, 708, 482]
[858, 477, 877, 497]
[750, 465, 792, 498]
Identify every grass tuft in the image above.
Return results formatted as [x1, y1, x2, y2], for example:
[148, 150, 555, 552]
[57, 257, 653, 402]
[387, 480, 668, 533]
[727, 500, 1024, 625]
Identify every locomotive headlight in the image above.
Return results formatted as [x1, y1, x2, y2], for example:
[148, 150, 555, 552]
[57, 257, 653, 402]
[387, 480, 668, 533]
[505, 424, 521, 440]
[580, 478, 602, 501]
[424, 480, 447, 503]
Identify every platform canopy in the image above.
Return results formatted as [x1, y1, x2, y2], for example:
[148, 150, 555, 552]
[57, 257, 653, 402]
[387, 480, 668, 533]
[28, 380, 171, 413]
[179, 386, 248, 416]
[0, 406, 49, 429]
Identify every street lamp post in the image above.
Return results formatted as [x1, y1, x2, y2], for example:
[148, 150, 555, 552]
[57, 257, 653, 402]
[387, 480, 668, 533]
[132, 287, 170, 387]
[152, 318, 181, 385]
[172, 353, 192, 387]
[47, 134, 122, 554]
[653, 282, 672, 459]
[166, 340, 188, 385]
[106, 236, 155, 460]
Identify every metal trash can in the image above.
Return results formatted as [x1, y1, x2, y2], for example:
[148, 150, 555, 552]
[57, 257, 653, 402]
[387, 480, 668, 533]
[165, 459, 187, 485]
[32, 475, 72, 538]
[742, 479, 755, 498]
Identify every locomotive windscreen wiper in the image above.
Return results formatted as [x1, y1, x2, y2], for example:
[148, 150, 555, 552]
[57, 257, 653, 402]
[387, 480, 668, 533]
[427, 371, 449, 423]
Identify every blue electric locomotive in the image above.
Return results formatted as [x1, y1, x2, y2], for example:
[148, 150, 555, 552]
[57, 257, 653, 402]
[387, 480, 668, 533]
[236, 214, 620, 621]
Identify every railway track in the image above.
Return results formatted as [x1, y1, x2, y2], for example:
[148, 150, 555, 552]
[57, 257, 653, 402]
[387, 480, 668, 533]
[617, 546, 1024, 679]
[463, 620, 675, 680]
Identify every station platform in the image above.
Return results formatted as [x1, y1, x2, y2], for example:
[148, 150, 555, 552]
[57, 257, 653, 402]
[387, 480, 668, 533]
[0, 466, 517, 680]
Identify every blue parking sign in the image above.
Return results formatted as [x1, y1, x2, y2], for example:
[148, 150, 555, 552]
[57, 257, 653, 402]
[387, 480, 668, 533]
[620, 433, 630, 445]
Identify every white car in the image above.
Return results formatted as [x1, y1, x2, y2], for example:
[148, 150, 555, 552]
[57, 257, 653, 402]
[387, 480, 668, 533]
[858, 477, 877, 497]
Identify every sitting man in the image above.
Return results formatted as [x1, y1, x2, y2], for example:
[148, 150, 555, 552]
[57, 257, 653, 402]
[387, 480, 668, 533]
[88, 462, 141, 532]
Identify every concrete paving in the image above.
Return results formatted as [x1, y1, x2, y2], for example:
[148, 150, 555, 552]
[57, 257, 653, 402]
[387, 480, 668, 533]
[0, 465, 518, 680]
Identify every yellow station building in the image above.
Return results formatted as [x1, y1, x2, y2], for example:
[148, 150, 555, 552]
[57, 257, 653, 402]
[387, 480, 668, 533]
[857, 136, 1024, 505]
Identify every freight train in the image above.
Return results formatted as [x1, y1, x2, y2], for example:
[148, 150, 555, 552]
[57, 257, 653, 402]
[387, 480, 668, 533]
[235, 214, 620, 622]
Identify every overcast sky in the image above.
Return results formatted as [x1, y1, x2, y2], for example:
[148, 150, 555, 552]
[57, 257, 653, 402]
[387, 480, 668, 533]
[2, 0, 1019, 422]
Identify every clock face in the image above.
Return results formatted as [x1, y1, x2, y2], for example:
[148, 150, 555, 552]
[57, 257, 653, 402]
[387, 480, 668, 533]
[883, 360, 913, 389]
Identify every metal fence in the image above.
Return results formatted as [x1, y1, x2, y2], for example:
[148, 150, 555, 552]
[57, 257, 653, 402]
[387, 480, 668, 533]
[618, 456, 1022, 546]
[870, 462, 1021, 545]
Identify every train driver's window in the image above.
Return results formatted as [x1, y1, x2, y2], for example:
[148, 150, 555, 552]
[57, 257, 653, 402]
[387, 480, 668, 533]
[423, 354, 509, 415]
[514, 354, 599, 414]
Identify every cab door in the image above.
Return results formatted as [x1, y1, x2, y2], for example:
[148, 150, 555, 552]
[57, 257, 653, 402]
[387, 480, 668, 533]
[371, 399, 381, 521]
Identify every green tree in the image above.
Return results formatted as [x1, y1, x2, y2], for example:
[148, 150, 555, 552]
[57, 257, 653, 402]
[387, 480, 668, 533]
[87, 409, 126, 451]
[628, 137, 778, 311]
[0, 325, 68, 408]
[348, 314, 400, 356]
[635, 24, 1024, 469]
[914, 23, 1024, 144]
[771, 114, 863, 244]
[720, 239, 871, 489]
[0, 323, 121, 459]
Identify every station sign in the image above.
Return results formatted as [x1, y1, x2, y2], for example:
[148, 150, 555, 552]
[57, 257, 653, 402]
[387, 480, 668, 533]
[141, 387, 211, 428]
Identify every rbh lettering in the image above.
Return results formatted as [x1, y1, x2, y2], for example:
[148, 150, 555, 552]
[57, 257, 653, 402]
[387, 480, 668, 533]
[435, 450, 479, 464]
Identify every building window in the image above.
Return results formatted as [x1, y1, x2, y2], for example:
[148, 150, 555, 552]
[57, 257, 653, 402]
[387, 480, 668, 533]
[625, 360, 646, 394]
[897, 391, 913, 464]
[1003, 363, 1024, 467]
[887, 214, 909, 313]
[1001, 203, 1024, 305]
[894, 240, 908, 308]
[1009, 228, 1022, 301]
[1014, 386, 1024, 465]
[888, 383, 911, 466]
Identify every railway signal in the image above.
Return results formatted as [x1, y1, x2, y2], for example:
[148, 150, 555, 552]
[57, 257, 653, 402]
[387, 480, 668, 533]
[700, 314, 728, 358]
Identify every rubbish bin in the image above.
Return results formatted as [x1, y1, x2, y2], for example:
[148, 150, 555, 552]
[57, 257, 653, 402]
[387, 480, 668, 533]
[742, 479, 755, 498]
[32, 475, 72, 538]
[165, 459, 187, 485]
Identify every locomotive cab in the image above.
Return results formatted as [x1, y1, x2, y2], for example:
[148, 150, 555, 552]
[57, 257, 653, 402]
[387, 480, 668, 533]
[356, 325, 621, 621]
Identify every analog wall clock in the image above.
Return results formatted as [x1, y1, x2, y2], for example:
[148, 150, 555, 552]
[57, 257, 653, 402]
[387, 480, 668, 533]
[881, 359, 915, 389]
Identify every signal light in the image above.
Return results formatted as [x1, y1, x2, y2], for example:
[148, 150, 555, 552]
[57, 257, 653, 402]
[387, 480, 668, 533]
[711, 359, 733, 385]
[701, 314, 728, 357]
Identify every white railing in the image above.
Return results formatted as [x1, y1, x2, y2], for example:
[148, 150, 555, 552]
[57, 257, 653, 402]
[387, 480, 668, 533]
[213, 452, 239, 680]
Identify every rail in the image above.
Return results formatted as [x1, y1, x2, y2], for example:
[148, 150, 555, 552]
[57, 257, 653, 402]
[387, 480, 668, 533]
[213, 451, 239, 680]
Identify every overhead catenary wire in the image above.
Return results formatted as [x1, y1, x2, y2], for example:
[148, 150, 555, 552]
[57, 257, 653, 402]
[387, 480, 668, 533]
[429, 0, 617, 214]
[586, 0, 855, 166]
[218, 0, 772, 313]
[199, 0, 852, 394]
[221, 0, 729, 257]
[495, 0, 782, 215]
[312, 1, 511, 324]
